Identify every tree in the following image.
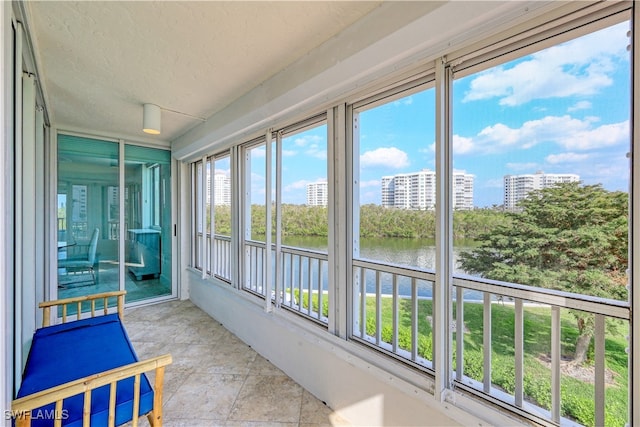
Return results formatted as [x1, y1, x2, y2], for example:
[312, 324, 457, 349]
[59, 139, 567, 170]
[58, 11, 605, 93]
[458, 182, 628, 364]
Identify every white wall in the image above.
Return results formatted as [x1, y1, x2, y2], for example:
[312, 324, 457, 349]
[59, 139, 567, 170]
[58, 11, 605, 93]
[4, 3, 50, 418]
[1, 1, 13, 423]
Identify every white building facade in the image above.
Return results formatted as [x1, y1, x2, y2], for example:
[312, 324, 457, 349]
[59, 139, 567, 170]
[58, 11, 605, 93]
[306, 182, 328, 206]
[504, 171, 580, 210]
[206, 169, 231, 206]
[382, 169, 474, 210]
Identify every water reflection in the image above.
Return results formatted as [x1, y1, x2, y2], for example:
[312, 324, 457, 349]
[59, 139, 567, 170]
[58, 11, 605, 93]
[278, 236, 474, 298]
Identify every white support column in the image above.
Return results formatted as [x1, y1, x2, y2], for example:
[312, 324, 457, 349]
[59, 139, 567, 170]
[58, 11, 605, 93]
[265, 130, 273, 312]
[434, 57, 453, 400]
[230, 146, 242, 288]
[200, 155, 207, 279]
[209, 157, 215, 277]
[13, 21, 24, 393]
[240, 145, 252, 290]
[347, 105, 360, 338]
[20, 71, 36, 373]
[0, 0, 10, 410]
[274, 131, 283, 308]
[328, 104, 348, 337]
[34, 104, 45, 329]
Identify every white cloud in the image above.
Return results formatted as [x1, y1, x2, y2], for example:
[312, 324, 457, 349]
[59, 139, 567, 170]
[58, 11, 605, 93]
[455, 116, 628, 155]
[463, 23, 628, 106]
[285, 179, 312, 191]
[305, 144, 327, 160]
[282, 149, 297, 157]
[360, 147, 409, 169]
[568, 101, 592, 112]
[559, 120, 628, 150]
[545, 152, 590, 164]
[452, 135, 474, 154]
[283, 177, 327, 194]
[292, 134, 323, 147]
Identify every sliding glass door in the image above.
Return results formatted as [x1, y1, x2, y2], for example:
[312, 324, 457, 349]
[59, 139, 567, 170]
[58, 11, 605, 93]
[57, 135, 120, 298]
[56, 133, 173, 305]
[124, 145, 172, 302]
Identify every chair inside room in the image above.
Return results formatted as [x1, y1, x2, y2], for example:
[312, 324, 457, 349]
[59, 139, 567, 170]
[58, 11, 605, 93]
[58, 227, 99, 287]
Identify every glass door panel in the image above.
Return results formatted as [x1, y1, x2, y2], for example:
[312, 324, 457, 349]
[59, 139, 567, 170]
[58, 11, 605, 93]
[124, 145, 172, 302]
[57, 134, 119, 304]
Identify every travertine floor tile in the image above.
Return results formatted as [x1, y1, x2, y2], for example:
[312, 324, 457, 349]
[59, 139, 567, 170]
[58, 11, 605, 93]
[300, 391, 352, 426]
[124, 299, 351, 426]
[164, 372, 246, 420]
[228, 375, 303, 423]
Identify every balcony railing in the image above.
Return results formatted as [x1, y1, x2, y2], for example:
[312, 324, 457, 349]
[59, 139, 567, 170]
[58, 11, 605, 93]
[352, 258, 435, 370]
[196, 236, 630, 426]
[352, 257, 630, 427]
[197, 233, 232, 282]
[212, 234, 231, 280]
[244, 240, 329, 324]
[279, 245, 328, 324]
[452, 275, 629, 426]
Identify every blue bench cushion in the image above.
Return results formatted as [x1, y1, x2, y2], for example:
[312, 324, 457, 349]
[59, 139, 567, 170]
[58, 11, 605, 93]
[17, 314, 153, 427]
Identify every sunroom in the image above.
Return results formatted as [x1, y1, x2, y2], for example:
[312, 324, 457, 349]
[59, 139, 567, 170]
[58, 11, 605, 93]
[3, 1, 638, 426]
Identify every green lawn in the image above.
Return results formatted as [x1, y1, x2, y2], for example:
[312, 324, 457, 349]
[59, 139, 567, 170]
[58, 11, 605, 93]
[297, 291, 629, 427]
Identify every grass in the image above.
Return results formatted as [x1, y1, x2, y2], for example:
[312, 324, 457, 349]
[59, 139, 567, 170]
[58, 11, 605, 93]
[297, 291, 629, 427]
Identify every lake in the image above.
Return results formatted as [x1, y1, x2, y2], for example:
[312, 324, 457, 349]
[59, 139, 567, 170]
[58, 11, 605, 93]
[279, 235, 477, 299]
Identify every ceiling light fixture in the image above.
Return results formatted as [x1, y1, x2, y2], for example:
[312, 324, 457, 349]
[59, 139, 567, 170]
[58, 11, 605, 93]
[142, 103, 161, 135]
[142, 103, 206, 135]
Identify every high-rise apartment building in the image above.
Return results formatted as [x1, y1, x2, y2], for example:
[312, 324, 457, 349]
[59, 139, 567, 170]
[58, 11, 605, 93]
[206, 169, 231, 206]
[307, 182, 328, 206]
[504, 171, 579, 210]
[381, 169, 474, 210]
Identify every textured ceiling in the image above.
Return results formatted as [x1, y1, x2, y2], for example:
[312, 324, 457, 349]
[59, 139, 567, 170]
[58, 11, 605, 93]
[26, 1, 382, 143]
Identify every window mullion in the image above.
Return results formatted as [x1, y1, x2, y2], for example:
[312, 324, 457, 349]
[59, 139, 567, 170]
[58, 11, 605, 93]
[328, 104, 348, 337]
[264, 130, 273, 312]
[631, 4, 640, 426]
[433, 58, 453, 400]
[209, 157, 215, 278]
[200, 155, 207, 280]
[274, 131, 282, 308]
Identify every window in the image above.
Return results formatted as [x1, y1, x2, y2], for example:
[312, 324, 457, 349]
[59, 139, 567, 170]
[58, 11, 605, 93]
[451, 18, 630, 426]
[351, 82, 437, 369]
[242, 140, 269, 296]
[188, 6, 633, 426]
[278, 122, 329, 322]
[211, 154, 232, 281]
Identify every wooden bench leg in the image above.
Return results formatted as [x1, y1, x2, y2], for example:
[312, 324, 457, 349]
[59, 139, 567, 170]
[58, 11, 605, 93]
[148, 366, 166, 426]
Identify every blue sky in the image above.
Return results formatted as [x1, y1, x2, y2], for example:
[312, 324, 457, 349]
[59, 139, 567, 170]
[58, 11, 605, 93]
[246, 21, 630, 207]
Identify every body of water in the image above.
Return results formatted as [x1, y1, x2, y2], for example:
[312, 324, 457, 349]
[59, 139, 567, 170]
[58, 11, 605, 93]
[279, 236, 478, 299]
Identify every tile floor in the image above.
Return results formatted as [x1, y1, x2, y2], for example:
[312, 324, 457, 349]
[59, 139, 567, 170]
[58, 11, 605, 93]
[124, 299, 351, 427]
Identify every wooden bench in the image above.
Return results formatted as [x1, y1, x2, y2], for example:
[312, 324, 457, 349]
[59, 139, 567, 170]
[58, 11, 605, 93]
[12, 291, 172, 427]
